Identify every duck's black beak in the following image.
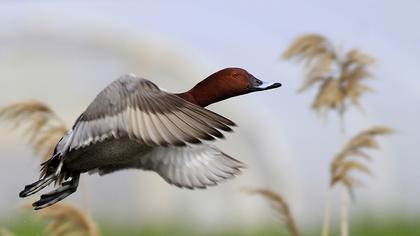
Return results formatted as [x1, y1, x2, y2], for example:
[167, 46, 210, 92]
[248, 74, 282, 92]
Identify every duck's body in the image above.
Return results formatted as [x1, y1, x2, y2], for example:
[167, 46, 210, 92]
[20, 68, 281, 210]
[63, 137, 150, 173]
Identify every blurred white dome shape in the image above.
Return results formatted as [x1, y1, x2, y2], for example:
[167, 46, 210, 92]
[0, 16, 301, 228]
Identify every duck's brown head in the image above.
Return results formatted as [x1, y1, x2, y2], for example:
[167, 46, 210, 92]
[178, 67, 281, 107]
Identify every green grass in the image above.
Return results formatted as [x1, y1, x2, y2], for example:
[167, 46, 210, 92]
[1, 214, 46, 236]
[348, 218, 420, 236]
[2, 215, 420, 236]
[99, 222, 290, 236]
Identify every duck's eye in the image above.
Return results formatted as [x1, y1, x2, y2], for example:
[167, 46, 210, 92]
[255, 79, 263, 85]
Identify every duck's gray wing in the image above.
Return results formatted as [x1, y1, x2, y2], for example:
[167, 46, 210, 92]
[67, 74, 235, 151]
[97, 144, 245, 189]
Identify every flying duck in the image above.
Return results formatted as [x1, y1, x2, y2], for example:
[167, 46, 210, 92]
[19, 67, 281, 210]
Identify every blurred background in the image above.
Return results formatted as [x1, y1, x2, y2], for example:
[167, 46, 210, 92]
[0, 1, 419, 235]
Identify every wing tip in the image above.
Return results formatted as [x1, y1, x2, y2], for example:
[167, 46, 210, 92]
[168, 153, 246, 190]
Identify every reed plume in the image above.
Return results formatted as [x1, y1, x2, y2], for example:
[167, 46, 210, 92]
[23, 202, 100, 236]
[242, 188, 299, 236]
[0, 100, 68, 161]
[284, 34, 390, 236]
[330, 126, 393, 194]
[0, 228, 14, 236]
[282, 34, 375, 116]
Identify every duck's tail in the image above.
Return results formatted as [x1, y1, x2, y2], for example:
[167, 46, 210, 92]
[19, 153, 63, 198]
[19, 152, 80, 210]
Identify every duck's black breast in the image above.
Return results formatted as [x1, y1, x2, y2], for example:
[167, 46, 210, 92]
[63, 137, 152, 173]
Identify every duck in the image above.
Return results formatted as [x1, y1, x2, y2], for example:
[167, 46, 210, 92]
[19, 67, 281, 210]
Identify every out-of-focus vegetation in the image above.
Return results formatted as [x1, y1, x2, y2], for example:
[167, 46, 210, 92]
[242, 188, 299, 236]
[282, 34, 375, 118]
[0, 100, 68, 162]
[330, 126, 393, 193]
[282, 34, 393, 236]
[2, 216, 420, 236]
[23, 203, 99, 236]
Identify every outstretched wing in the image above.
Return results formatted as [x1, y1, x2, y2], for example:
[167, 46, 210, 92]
[137, 144, 245, 189]
[67, 74, 235, 151]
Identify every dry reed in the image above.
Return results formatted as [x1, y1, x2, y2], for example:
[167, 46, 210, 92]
[282, 34, 375, 116]
[284, 34, 391, 236]
[242, 188, 299, 236]
[330, 126, 393, 194]
[0, 228, 14, 236]
[0, 100, 68, 161]
[23, 202, 100, 236]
